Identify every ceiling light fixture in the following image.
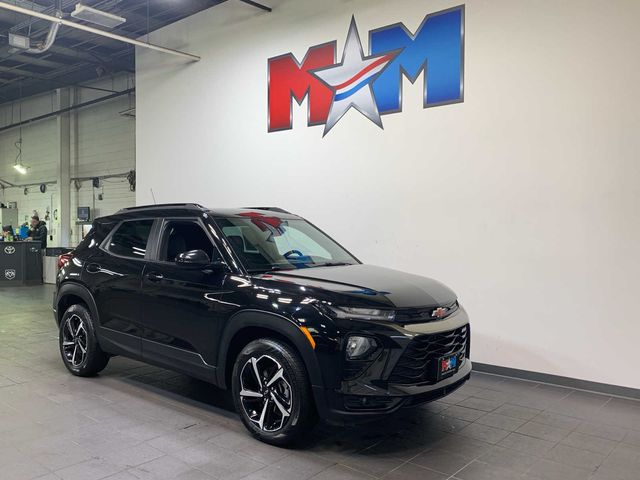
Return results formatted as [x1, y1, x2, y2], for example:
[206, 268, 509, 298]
[0, 1, 200, 61]
[13, 138, 28, 175]
[13, 163, 27, 175]
[70, 4, 126, 28]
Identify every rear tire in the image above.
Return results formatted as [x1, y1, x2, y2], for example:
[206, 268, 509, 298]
[59, 304, 109, 377]
[232, 338, 317, 446]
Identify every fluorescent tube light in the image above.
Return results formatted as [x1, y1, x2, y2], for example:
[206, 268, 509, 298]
[71, 4, 125, 28]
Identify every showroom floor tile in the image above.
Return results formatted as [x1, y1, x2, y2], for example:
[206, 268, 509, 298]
[1, 285, 640, 480]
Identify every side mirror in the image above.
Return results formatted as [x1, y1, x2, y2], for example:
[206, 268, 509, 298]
[175, 249, 210, 266]
[175, 250, 229, 273]
[205, 259, 230, 274]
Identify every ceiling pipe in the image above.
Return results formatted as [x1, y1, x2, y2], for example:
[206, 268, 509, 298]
[25, 9, 62, 54]
[1, 171, 132, 189]
[0, 170, 131, 189]
[0, 1, 200, 61]
[0, 88, 135, 134]
[0, 177, 16, 187]
[239, 0, 272, 12]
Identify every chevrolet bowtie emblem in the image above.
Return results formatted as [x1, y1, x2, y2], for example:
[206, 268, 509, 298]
[431, 307, 448, 319]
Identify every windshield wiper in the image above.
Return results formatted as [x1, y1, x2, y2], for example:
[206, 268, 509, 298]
[248, 262, 353, 273]
[247, 266, 295, 273]
[308, 262, 354, 268]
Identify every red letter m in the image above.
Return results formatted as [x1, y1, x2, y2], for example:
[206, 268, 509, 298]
[268, 42, 335, 132]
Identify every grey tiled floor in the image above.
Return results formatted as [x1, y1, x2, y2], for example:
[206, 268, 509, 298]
[1, 285, 639, 480]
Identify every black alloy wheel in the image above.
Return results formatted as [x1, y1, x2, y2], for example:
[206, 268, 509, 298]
[61, 312, 88, 368]
[59, 304, 110, 376]
[232, 338, 317, 445]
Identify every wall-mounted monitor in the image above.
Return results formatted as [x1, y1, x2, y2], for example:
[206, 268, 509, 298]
[77, 207, 91, 222]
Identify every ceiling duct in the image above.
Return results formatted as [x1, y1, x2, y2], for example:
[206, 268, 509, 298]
[0, 1, 201, 61]
[8, 1, 62, 54]
[25, 9, 62, 54]
[70, 4, 125, 28]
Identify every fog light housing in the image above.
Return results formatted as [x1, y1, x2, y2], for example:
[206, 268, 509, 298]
[345, 335, 378, 360]
[343, 395, 400, 411]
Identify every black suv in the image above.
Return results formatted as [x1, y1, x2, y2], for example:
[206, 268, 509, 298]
[54, 204, 470, 445]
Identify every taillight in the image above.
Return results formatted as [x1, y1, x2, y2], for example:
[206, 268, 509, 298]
[58, 252, 73, 269]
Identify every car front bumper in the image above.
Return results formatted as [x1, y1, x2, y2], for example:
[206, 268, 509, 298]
[314, 361, 471, 424]
[313, 307, 472, 424]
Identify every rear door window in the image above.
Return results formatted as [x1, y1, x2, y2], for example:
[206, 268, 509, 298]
[107, 220, 154, 259]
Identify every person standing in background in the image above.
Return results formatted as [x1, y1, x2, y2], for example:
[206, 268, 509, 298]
[27, 215, 48, 249]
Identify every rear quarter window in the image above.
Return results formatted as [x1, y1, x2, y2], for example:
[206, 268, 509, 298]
[106, 220, 154, 259]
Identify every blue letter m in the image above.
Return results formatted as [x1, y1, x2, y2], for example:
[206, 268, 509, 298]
[370, 6, 464, 114]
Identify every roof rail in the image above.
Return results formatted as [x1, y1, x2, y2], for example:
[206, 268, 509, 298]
[243, 207, 292, 214]
[116, 203, 205, 213]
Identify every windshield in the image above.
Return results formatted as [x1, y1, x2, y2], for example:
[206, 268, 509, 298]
[214, 213, 358, 272]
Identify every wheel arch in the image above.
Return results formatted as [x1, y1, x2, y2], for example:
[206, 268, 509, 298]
[56, 282, 100, 327]
[216, 309, 323, 390]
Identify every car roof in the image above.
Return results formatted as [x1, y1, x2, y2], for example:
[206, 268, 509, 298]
[96, 204, 300, 223]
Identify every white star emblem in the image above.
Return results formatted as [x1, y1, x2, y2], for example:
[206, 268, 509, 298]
[311, 17, 398, 136]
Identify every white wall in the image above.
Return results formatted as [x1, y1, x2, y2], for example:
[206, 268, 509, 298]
[0, 74, 136, 245]
[136, 0, 640, 389]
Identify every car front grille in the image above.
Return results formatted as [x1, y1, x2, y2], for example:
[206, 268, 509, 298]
[388, 324, 469, 385]
[394, 301, 459, 324]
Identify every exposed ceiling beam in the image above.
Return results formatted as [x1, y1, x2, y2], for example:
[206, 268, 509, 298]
[0, 0, 227, 103]
[0, 59, 128, 94]
[11, 54, 65, 69]
[0, 55, 133, 98]
[47, 44, 133, 71]
[0, 63, 50, 79]
[239, 0, 272, 12]
[0, 47, 134, 95]
[0, 87, 135, 134]
[0, 1, 201, 61]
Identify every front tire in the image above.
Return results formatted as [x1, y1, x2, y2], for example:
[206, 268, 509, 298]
[232, 338, 317, 446]
[59, 304, 109, 377]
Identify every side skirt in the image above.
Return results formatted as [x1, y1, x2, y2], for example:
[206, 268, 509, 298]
[141, 339, 218, 384]
[99, 327, 142, 360]
[97, 327, 218, 385]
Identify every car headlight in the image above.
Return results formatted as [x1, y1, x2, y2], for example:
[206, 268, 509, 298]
[345, 335, 378, 360]
[327, 306, 396, 321]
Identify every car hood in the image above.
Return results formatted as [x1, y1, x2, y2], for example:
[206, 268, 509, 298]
[259, 264, 457, 309]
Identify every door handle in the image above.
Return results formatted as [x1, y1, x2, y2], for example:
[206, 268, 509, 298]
[86, 263, 101, 273]
[146, 272, 164, 282]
